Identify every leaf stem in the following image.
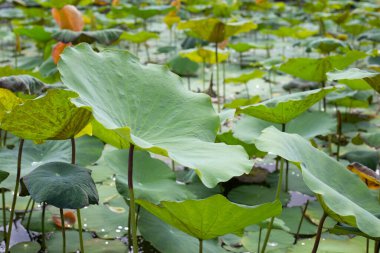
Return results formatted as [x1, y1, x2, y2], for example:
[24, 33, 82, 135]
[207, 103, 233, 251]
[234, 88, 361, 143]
[260, 158, 284, 253]
[128, 144, 138, 252]
[26, 200, 35, 239]
[21, 197, 32, 222]
[60, 208, 66, 253]
[77, 208, 84, 253]
[336, 109, 342, 161]
[199, 239, 203, 253]
[294, 200, 309, 244]
[5, 138, 24, 253]
[2, 190, 6, 240]
[215, 43, 220, 113]
[311, 212, 328, 253]
[41, 202, 46, 251]
[71, 138, 84, 253]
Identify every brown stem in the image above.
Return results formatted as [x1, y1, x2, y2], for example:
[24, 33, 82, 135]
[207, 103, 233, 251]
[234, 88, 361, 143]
[311, 212, 328, 253]
[294, 200, 309, 244]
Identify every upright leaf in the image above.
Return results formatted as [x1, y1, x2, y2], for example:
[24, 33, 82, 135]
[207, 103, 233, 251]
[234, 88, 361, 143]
[58, 44, 252, 188]
[256, 127, 380, 237]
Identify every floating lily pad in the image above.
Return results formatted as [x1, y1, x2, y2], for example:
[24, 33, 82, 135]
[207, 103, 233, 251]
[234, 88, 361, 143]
[289, 235, 374, 253]
[80, 204, 128, 239]
[241, 229, 293, 252]
[58, 44, 252, 188]
[20, 162, 98, 209]
[10, 242, 41, 253]
[139, 209, 227, 253]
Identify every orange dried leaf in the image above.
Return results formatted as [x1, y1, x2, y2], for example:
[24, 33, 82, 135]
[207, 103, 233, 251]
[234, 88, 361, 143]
[52, 5, 84, 32]
[347, 162, 380, 190]
[52, 42, 72, 64]
[52, 211, 77, 228]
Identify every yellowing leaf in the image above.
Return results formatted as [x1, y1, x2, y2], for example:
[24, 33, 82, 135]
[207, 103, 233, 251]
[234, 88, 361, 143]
[347, 162, 380, 190]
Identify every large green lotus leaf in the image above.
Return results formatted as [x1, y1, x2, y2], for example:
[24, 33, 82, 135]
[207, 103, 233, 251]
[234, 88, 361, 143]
[327, 68, 379, 91]
[139, 209, 228, 253]
[104, 149, 200, 204]
[58, 44, 252, 188]
[256, 127, 380, 237]
[237, 87, 336, 124]
[228, 42, 271, 53]
[20, 162, 98, 209]
[224, 95, 261, 109]
[178, 18, 257, 43]
[46, 230, 125, 253]
[179, 47, 229, 64]
[233, 111, 335, 144]
[137, 194, 282, 240]
[0, 136, 103, 190]
[120, 31, 159, 44]
[0, 88, 22, 121]
[0, 75, 47, 95]
[53, 29, 123, 45]
[14, 26, 52, 42]
[225, 70, 266, 84]
[279, 51, 366, 82]
[1, 89, 92, 140]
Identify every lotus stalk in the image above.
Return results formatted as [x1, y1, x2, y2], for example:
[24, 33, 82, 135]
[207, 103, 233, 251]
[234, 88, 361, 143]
[5, 138, 24, 253]
[312, 212, 328, 253]
[128, 144, 139, 252]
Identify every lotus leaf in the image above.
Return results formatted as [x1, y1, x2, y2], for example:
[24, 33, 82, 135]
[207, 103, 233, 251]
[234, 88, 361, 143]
[0, 75, 47, 95]
[120, 31, 159, 44]
[327, 68, 379, 91]
[104, 149, 201, 204]
[1, 89, 92, 140]
[179, 47, 229, 64]
[279, 51, 367, 82]
[233, 111, 336, 143]
[58, 44, 252, 188]
[178, 18, 257, 43]
[137, 194, 282, 240]
[20, 162, 98, 209]
[237, 87, 336, 124]
[256, 127, 380, 237]
[53, 29, 123, 45]
[225, 70, 266, 84]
